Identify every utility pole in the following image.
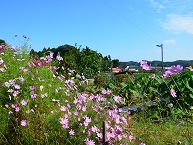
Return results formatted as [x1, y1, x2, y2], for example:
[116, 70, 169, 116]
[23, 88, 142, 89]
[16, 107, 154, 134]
[156, 44, 163, 72]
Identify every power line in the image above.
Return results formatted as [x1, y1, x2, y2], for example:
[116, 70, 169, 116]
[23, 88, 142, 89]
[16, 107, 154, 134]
[100, 0, 160, 44]
[100, 0, 185, 61]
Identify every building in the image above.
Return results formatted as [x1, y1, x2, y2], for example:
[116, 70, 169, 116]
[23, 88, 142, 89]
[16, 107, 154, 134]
[110, 67, 122, 73]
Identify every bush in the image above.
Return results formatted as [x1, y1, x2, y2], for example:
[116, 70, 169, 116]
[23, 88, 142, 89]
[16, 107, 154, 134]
[93, 75, 111, 88]
[112, 73, 134, 85]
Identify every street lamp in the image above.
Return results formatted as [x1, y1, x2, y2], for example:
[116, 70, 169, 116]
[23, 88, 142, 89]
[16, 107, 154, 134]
[156, 44, 163, 72]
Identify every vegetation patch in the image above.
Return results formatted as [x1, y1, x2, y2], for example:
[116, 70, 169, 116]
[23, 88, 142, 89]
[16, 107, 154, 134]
[0, 37, 193, 144]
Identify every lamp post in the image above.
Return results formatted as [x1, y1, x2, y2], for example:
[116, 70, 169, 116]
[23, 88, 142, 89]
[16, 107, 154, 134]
[156, 44, 163, 72]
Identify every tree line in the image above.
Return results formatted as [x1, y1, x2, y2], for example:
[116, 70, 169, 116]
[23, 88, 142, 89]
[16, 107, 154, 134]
[122, 60, 193, 69]
[30, 44, 193, 75]
[30, 44, 113, 76]
[1, 38, 193, 76]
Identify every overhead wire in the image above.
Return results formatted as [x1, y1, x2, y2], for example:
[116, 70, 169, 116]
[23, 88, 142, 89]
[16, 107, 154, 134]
[100, 0, 184, 61]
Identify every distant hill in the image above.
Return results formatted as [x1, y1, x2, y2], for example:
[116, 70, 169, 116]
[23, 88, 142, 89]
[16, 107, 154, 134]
[121, 60, 193, 68]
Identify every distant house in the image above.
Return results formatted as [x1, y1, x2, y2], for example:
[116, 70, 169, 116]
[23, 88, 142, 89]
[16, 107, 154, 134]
[128, 68, 139, 72]
[110, 67, 122, 73]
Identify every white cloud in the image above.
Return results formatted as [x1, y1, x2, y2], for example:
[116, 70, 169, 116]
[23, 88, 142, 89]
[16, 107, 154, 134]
[148, 0, 193, 13]
[160, 14, 193, 34]
[163, 39, 176, 44]
[148, 0, 165, 13]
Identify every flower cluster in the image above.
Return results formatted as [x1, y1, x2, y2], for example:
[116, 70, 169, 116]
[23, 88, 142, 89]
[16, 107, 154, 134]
[28, 56, 52, 68]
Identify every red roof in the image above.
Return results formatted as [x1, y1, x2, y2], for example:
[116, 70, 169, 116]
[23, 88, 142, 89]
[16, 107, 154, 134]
[111, 67, 122, 72]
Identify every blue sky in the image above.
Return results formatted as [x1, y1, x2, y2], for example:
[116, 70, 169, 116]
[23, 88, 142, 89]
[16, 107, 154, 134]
[1, 0, 193, 62]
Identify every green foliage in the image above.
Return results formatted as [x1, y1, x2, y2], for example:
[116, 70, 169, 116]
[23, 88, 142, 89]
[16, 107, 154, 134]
[101, 55, 113, 72]
[167, 70, 193, 110]
[112, 59, 122, 68]
[0, 39, 5, 45]
[112, 74, 133, 85]
[94, 75, 111, 88]
[78, 46, 103, 76]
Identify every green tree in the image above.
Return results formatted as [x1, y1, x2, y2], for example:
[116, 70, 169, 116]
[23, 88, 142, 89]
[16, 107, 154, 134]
[0, 39, 5, 45]
[112, 59, 122, 68]
[78, 46, 103, 76]
[101, 55, 113, 72]
[45, 44, 81, 76]
[29, 49, 38, 57]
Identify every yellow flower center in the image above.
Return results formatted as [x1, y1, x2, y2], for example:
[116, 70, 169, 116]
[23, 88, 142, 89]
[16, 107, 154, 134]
[174, 69, 177, 72]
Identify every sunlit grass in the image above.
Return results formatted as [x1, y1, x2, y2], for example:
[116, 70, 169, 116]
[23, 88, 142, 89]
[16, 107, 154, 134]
[127, 114, 193, 145]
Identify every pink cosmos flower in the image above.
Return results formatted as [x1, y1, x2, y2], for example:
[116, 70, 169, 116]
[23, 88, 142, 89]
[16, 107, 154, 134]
[168, 65, 183, 74]
[8, 89, 14, 93]
[15, 107, 20, 112]
[21, 99, 28, 106]
[163, 70, 171, 78]
[30, 86, 37, 91]
[67, 103, 71, 108]
[49, 51, 54, 58]
[18, 76, 24, 84]
[5, 104, 9, 108]
[64, 113, 69, 119]
[82, 106, 87, 112]
[139, 143, 146, 145]
[13, 90, 19, 97]
[124, 66, 129, 71]
[74, 111, 78, 116]
[90, 125, 100, 133]
[168, 103, 173, 108]
[113, 96, 122, 103]
[140, 60, 152, 70]
[69, 129, 75, 136]
[170, 88, 177, 98]
[56, 53, 63, 61]
[60, 106, 67, 112]
[8, 111, 13, 114]
[186, 66, 193, 71]
[101, 89, 107, 95]
[129, 134, 135, 142]
[58, 118, 68, 127]
[143, 64, 152, 70]
[0, 45, 3, 51]
[0, 68, 5, 72]
[9, 79, 15, 86]
[11, 104, 15, 108]
[84, 138, 95, 145]
[21, 120, 27, 126]
[30, 91, 37, 99]
[62, 124, 69, 129]
[164, 65, 183, 78]
[83, 116, 91, 127]
[140, 60, 147, 67]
